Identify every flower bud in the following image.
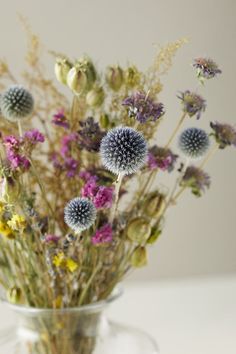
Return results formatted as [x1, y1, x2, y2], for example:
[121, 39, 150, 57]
[7, 286, 22, 304]
[147, 228, 162, 244]
[54, 58, 72, 85]
[131, 247, 147, 267]
[105, 65, 124, 91]
[127, 217, 151, 244]
[86, 86, 105, 108]
[143, 192, 166, 218]
[125, 65, 140, 88]
[99, 114, 110, 129]
[66, 67, 88, 94]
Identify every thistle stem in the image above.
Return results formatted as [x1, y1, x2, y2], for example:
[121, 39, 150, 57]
[165, 112, 187, 149]
[17, 119, 23, 137]
[109, 173, 124, 224]
[199, 142, 218, 169]
[154, 158, 190, 226]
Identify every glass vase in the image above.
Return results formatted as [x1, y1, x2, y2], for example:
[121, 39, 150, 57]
[0, 288, 159, 354]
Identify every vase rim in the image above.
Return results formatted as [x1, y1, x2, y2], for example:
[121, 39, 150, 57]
[4, 285, 123, 315]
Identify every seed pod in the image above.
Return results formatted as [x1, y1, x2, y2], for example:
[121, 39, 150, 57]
[127, 217, 151, 244]
[86, 86, 105, 108]
[105, 65, 124, 91]
[125, 65, 140, 88]
[54, 58, 72, 85]
[66, 67, 88, 94]
[99, 114, 110, 129]
[131, 247, 147, 267]
[147, 228, 162, 244]
[143, 192, 166, 218]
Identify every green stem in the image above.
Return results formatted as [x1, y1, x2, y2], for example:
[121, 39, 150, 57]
[109, 173, 123, 224]
[165, 112, 187, 149]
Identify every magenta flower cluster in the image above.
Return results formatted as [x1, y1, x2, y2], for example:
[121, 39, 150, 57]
[3, 129, 44, 170]
[52, 109, 70, 129]
[91, 223, 113, 245]
[81, 174, 114, 209]
[51, 133, 79, 178]
[147, 147, 177, 172]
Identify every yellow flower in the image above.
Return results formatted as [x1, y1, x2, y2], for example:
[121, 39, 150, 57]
[53, 252, 78, 272]
[7, 214, 26, 231]
[53, 252, 65, 267]
[66, 258, 78, 272]
[0, 221, 14, 239]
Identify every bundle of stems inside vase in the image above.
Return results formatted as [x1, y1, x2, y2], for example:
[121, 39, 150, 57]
[0, 28, 234, 310]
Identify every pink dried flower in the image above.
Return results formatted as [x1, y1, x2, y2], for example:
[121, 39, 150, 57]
[148, 147, 178, 172]
[52, 109, 70, 129]
[45, 234, 60, 244]
[93, 186, 114, 209]
[23, 129, 45, 144]
[60, 133, 79, 157]
[81, 176, 114, 209]
[92, 223, 113, 245]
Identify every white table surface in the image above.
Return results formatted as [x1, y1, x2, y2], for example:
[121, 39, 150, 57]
[0, 275, 235, 354]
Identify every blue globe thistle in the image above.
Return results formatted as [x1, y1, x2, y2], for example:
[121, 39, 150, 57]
[100, 126, 148, 175]
[0, 85, 34, 122]
[179, 127, 210, 159]
[64, 197, 96, 231]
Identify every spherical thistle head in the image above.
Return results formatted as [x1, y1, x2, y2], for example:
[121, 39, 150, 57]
[0, 85, 34, 122]
[64, 197, 96, 232]
[178, 127, 210, 159]
[100, 126, 148, 175]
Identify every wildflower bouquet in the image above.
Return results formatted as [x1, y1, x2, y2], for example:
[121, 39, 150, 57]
[0, 27, 235, 353]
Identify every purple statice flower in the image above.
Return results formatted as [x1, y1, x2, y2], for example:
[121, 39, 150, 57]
[81, 176, 114, 209]
[177, 90, 206, 120]
[81, 176, 99, 198]
[6, 150, 30, 170]
[181, 165, 210, 197]
[122, 91, 165, 123]
[193, 58, 222, 80]
[60, 133, 79, 157]
[78, 117, 105, 152]
[64, 157, 78, 178]
[3, 135, 30, 171]
[45, 234, 60, 244]
[147, 152, 158, 170]
[3, 135, 20, 149]
[23, 129, 45, 144]
[52, 109, 70, 129]
[50, 152, 63, 170]
[93, 186, 114, 209]
[91, 223, 113, 245]
[147, 146, 178, 172]
[210, 121, 236, 149]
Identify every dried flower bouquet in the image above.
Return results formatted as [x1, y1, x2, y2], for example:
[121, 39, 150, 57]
[0, 28, 234, 315]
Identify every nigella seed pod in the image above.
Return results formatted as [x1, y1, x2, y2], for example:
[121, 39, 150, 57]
[131, 246, 147, 268]
[66, 67, 88, 94]
[54, 58, 72, 85]
[143, 192, 166, 218]
[105, 65, 124, 91]
[64, 197, 96, 231]
[86, 86, 105, 108]
[178, 127, 210, 159]
[99, 113, 110, 129]
[127, 218, 151, 244]
[100, 126, 148, 175]
[0, 85, 34, 121]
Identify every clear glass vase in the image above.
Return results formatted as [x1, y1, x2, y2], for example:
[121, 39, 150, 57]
[0, 288, 159, 354]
